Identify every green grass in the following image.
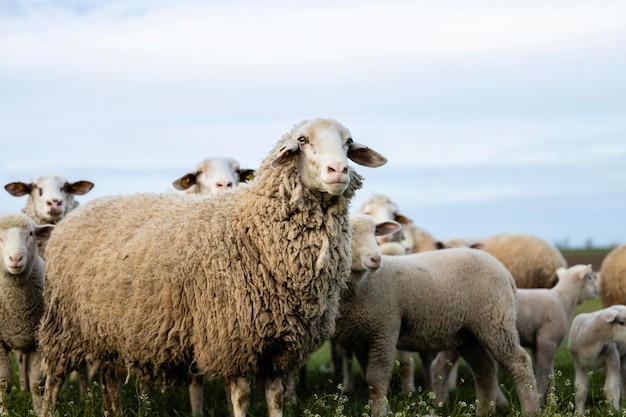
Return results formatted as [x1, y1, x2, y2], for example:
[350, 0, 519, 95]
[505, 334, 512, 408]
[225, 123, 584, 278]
[4, 299, 621, 416]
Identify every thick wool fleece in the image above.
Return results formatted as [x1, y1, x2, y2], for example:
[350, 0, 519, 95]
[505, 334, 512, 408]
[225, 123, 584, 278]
[39, 124, 362, 387]
[600, 244, 626, 307]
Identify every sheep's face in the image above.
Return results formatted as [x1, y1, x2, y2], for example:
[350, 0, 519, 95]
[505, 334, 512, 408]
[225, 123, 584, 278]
[271, 119, 386, 196]
[557, 264, 599, 304]
[172, 157, 255, 195]
[4, 176, 94, 223]
[0, 216, 53, 274]
[349, 214, 401, 276]
[359, 194, 410, 243]
[601, 305, 626, 343]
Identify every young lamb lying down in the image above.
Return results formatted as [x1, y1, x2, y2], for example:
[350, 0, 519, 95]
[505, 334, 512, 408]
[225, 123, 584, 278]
[172, 157, 255, 195]
[568, 305, 626, 415]
[0, 214, 54, 415]
[37, 118, 387, 417]
[333, 214, 540, 417]
[432, 263, 599, 405]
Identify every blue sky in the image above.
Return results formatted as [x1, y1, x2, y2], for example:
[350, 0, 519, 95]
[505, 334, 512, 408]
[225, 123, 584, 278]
[1, 0, 625, 248]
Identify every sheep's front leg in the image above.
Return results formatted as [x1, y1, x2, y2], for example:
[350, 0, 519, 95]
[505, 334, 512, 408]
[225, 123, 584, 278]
[265, 376, 284, 417]
[188, 374, 204, 416]
[229, 376, 251, 417]
[397, 350, 415, 394]
[0, 346, 11, 415]
[363, 341, 395, 417]
[26, 350, 44, 417]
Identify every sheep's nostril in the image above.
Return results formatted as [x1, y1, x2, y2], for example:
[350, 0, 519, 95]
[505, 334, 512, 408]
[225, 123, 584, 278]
[9, 254, 23, 263]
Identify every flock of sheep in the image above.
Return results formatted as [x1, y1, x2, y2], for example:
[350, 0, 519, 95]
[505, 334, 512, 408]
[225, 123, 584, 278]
[1, 117, 626, 417]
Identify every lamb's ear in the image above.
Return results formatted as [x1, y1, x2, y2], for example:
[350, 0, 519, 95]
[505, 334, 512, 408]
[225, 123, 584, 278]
[172, 173, 197, 190]
[469, 242, 486, 250]
[35, 224, 55, 242]
[238, 169, 256, 182]
[348, 141, 387, 168]
[394, 214, 413, 225]
[4, 182, 32, 197]
[434, 241, 446, 250]
[375, 220, 401, 237]
[271, 139, 300, 168]
[65, 181, 95, 195]
[601, 308, 620, 323]
[556, 267, 567, 278]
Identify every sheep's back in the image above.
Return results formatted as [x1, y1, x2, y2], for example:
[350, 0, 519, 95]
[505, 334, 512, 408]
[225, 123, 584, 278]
[599, 244, 626, 308]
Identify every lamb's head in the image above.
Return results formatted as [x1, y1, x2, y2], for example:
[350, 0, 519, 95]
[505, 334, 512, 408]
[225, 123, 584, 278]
[600, 305, 626, 343]
[172, 157, 255, 195]
[349, 214, 400, 277]
[5, 175, 94, 223]
[434, 237, 485, 250]
[0, 214, 53, 275]
[271, 119, 387, 196]
[556, 264, 598, 303]
[359, 194, 411, 243]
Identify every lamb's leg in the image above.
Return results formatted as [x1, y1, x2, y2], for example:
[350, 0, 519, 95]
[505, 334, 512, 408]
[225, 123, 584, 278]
[603, 345, 621, 411]
[229, 376, 251, 417]
[362, 343, 395, 417]
[397, 350, 415, 394]
[264, 376, 284, 417]
[457, 342, 498, 416]
[418, 351, 435, 389]
[573, 364, 589, 415]
[189, 374, 204, 417]
[342, 348, 355, 392]
[430, 349, 460, 403]
[486, 337, 540, 416]
[534, 336, 558, 401]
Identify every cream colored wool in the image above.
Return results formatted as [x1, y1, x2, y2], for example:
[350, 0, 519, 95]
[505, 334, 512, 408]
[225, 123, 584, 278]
[38, 119, 385, 417]
[599, 244, 626, 307]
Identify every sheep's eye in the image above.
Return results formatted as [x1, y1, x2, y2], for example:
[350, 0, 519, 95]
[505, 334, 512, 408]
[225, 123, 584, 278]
[297, 136, 308, 145]
[38, 188, 43, 197]
[346, 138, 354, 146]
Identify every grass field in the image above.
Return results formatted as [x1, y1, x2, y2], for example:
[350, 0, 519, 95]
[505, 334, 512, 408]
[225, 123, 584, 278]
[4, 248, 623, 416]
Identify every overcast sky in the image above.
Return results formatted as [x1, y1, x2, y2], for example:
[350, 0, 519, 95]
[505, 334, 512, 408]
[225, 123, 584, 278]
[1, 0, 625, 249]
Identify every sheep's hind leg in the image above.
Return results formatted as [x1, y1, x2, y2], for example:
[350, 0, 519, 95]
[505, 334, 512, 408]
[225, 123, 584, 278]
[229, 376, 251, 417]
[265, 376, 284, 417]
[457, 342, 498, 416]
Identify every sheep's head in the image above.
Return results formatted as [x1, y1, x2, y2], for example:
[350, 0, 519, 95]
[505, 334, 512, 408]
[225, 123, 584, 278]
[600, 305, 626, 342]
[434, 237, 485, 250]
[359, 194, 411, 243]
[0, 215, 53, 275]
[271, 119, 387, 196]
[172, 157, 255, 195]
[349, 214, 401, 276]
[5, 176, 94, 223]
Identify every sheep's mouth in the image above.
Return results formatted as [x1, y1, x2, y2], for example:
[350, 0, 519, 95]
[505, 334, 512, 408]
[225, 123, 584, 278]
[7, 265, 26, 274]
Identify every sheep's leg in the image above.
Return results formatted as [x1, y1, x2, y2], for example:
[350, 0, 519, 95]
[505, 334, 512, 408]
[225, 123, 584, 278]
[431, 349, 460, 403]
[342, 348, 355, 392]
[362, 343, 395, 417]
[41, 374, 64, 417]
[573, 364, 589, 415]
[17, 351, 29, 392]
[397, 350, 415, 394]
[27, 350, 44, 416]
[418, 351, 435, 389]
[101, 364, 122, 416]
[457, 342, 498, 416]
[189, 374, 204, 416]
[534, 336, 558, 401]
[264, 376, 284, 417]
[486, 336, 539, 416]
[0, 347, 12, 415]
[229, 376, 251, 417]
[603, 347, 621, 411]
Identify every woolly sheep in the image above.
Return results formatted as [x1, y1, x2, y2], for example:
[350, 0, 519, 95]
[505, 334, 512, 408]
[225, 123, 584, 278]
[172, 157, 255, 195]
[37, 118, 387, 417]
[567, 305, 626, 414]
[432, 264, 599, 404]
[333, 214, 539, 416]
[0, 214, 53, 415]
[358, 194, 436, 253]
[599, 244, 626, 308]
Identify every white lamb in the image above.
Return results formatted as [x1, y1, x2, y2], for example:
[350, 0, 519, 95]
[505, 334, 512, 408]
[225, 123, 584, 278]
[567, 305, 626, 414]
[172, 157, 255, 195]
[333, 214, 539, 416]
[0, 214, 54, 415]
[37, 118, 387, 417]
[432, 264, 599, 403]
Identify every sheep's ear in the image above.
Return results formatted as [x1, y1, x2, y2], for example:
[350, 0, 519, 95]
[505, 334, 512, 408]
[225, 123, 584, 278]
[601, 308, 620, 323]
[35, 225, 55, 242]
[65, 181, 95, 195]
[375, 220, 401, 237]
[348, 141, 387, 168]
[556, 267, 567, 278]
[271, 139, 300, 168]
[434, 241, 446, 250]
[394, 214, 413, 225]
[238, 169, 256, 182]
[469, 242, 486, 250]
[4, 182, 32, 197]
[172, 173, 197, 190]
